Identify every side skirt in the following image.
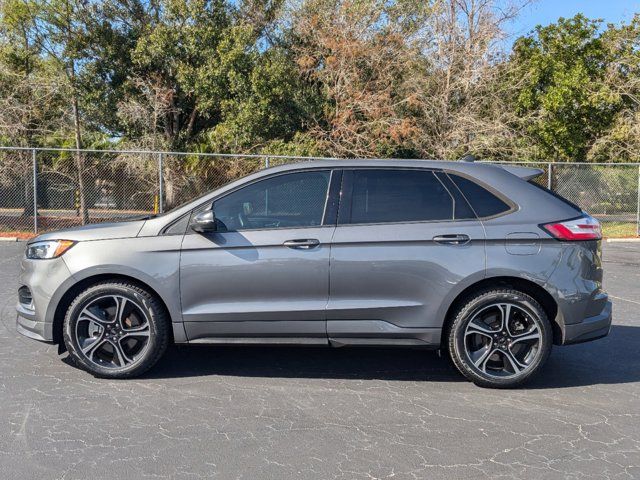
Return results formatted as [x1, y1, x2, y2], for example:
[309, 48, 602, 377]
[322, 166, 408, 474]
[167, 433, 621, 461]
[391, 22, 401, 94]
[187, 337, 328, 345]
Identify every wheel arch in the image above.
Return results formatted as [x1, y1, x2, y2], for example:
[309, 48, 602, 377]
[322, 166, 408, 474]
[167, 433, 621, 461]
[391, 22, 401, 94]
[441, 276, 561, 346]
[51, 273, 177, 348]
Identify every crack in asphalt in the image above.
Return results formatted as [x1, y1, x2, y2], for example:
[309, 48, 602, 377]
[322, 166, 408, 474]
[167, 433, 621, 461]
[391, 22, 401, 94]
[0, 242, 639, 480]
[609, 295, 640, 306]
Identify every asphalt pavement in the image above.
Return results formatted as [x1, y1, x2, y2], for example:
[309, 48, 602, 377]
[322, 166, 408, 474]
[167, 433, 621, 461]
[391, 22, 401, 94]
[0, 241, 639, 479]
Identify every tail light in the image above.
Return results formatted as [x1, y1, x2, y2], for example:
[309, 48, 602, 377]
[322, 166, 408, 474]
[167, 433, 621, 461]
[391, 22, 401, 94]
[541, 215, 602, 241]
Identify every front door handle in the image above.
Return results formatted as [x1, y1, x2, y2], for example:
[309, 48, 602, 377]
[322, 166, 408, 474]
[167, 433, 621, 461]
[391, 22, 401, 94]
[433, 234, 470, 245]
[283, 239, 320, 249]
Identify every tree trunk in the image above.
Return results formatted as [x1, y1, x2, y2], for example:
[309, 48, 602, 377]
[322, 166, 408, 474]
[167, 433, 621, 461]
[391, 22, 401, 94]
[21, 151, 35, 218]
[71, 67, 89, 225]
[18, 150, 34, 217]
[164, 164, 176, 210]
[21, 35, 35, 218]
[22, 172, 35, 217]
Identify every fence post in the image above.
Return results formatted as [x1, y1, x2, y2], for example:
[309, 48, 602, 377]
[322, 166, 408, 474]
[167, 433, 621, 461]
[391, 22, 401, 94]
[158, 152, 164, 214]
[32, 148, 38, 234]
[265, 156, 270, 169]
[547, 162, 553, 190]
[637, 165, 640, 237]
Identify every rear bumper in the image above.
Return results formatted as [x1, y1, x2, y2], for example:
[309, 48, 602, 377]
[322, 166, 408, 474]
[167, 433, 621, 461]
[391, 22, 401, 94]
[561, 300, 612, 345]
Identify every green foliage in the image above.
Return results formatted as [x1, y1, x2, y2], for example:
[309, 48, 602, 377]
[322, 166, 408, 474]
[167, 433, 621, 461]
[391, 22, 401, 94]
[261, 132, 327, 157]
[0, 3, 638, 163]
[202, 43, 322, 152]
[511, 15, 624, 161]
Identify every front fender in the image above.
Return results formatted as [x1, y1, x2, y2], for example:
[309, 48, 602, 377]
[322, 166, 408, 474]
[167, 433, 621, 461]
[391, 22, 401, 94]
[49, 236, 186, 342]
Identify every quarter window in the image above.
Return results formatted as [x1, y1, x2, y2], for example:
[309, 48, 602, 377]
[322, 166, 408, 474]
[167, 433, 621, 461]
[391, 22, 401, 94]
[212, 171, 331, 231]
[448, 174, 511, 218]
[343, 169, 455, 224]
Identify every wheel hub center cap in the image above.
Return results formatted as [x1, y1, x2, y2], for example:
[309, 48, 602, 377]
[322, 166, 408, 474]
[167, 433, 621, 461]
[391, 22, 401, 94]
[105, 325, 123, 339]
[495, 333, 510, 348]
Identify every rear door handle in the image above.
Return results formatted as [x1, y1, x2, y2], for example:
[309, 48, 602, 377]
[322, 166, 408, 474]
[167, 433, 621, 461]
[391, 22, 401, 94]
[283, 239, 320, 249]
[433, 234, 470, 245]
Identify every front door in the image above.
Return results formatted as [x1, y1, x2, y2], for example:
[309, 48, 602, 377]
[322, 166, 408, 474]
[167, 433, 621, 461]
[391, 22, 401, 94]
[326, 168, 486, 345]
[180, 169, 337, 343]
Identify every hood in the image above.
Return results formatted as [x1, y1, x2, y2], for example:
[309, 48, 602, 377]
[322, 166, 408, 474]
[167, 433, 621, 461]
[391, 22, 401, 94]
[30, 219, 147, 243]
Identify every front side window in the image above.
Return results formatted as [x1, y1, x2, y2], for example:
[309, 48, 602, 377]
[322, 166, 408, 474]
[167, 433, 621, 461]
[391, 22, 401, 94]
[343, 169, 455, 224]
[212, 170, 331, 231]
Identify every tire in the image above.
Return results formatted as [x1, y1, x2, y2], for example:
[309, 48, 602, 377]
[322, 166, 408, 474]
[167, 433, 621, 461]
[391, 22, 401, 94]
[63, 281, 169, 379]
[447, 289, 552, 388]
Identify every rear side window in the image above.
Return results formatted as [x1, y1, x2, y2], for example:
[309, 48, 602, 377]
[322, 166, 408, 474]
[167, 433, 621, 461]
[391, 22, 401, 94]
[448, 174, 511, 218]
[434, 172, 476, 220]
[343, 169, 454, 224]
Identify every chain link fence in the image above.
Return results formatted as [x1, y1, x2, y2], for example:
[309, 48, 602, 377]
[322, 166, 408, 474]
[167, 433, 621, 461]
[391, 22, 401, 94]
[0, 147, 309, 235]
[0, 147, 638, 236]
[495, 161, 640, 236]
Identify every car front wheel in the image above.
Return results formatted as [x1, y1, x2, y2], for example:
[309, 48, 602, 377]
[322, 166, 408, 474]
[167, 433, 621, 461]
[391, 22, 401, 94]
[63, 281, 169, 378]
[447, 288, 553, 388]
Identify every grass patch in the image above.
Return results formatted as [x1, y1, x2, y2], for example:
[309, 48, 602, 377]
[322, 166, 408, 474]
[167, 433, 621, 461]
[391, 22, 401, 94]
[602, 222, 638, 238]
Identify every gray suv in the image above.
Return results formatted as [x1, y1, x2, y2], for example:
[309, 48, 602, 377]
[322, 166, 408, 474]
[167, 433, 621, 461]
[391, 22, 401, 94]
[16, 160, 612, 388]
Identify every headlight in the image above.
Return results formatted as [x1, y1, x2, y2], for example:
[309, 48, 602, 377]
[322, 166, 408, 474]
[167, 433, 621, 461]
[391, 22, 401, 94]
[26, 240, 76, 259]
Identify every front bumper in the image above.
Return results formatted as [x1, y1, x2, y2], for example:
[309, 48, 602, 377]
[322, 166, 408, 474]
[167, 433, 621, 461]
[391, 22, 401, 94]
[16, 308, 52, 342]
[16, 255, 73, 343]
[561, 300, 612, 345]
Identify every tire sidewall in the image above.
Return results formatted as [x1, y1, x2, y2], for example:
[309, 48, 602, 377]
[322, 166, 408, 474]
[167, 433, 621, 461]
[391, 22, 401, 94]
[450, 290, 552, 388]
[63, 283, 163, 378]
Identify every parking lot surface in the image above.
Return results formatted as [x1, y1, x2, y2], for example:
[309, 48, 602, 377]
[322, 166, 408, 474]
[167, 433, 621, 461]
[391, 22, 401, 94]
[1, 241, 639, 479]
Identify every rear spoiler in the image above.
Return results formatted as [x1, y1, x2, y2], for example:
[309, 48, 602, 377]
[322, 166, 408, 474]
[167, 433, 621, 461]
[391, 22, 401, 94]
[461, 156, 544, 181]
[499, 165, 544, 181]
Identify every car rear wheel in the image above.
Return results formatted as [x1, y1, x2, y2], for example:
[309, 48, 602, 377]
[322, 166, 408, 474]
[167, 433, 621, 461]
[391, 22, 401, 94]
[63, 282, 169, 378]
[447, 289, 552, 388]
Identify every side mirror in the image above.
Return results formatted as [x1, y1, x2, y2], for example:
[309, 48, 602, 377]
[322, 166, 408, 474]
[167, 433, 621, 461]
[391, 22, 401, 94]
[190, 210, 217, 233]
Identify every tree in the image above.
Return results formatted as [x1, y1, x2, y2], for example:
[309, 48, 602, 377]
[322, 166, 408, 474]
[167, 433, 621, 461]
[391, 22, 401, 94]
[111, 0, 317, 205]
[289, 0, 531, 160]
[510, 15, 622, 162]
[1, 0, 639, 173]
[410, 0, 533, 161]
[291, 0, 427, 158]
[118, 0, 233, 151]
[0, 0, 66, 216]
[201, 31, 319, 153]
[589, 14, 640, 162]
[23, 0, 101, 223]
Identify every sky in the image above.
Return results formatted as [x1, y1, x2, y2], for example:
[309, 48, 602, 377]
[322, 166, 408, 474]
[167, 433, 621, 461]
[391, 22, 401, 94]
[504, 0, 639, 44]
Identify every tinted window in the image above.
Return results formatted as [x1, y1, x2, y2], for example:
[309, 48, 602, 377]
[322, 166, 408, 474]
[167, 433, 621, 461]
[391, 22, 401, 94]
[163, 214, 190, 235]
[434, 172, 476, 220]
[344, 169, 454, 224]
[448, 174, 511, 218]
[212, 171, 330, 231]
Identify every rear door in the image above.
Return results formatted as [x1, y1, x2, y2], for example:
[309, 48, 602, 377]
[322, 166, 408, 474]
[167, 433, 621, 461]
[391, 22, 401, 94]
[326, 168, 486, 344]
[180, 169, 340, 343]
